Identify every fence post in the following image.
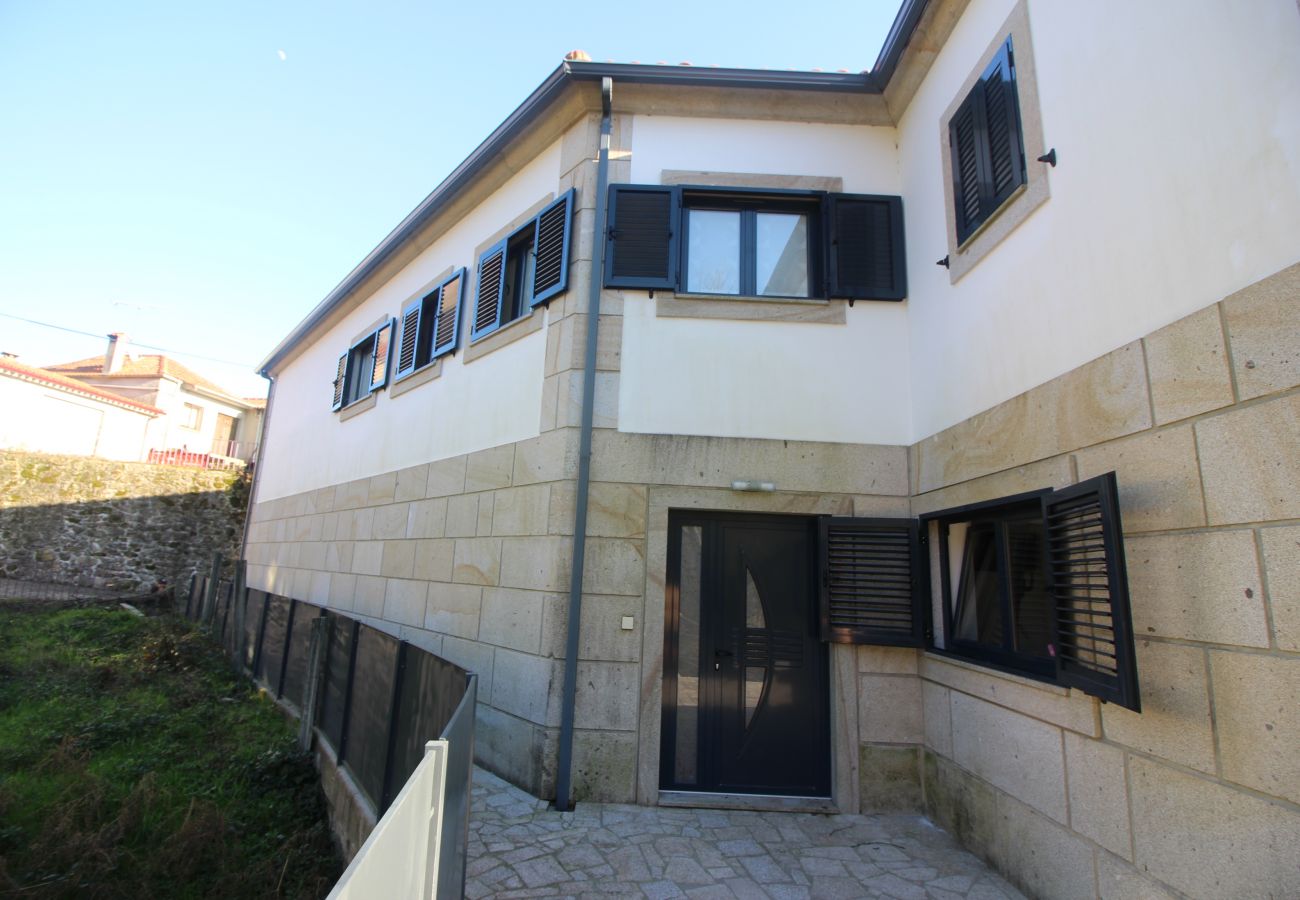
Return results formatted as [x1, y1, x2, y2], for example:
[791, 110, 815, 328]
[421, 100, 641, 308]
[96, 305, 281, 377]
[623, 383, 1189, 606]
[231, 561, 247, 670]
[202, 551, 223, 626]
[299, 615, 331, 750]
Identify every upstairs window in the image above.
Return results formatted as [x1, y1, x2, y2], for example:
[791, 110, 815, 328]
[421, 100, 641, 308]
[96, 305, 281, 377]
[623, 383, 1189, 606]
[395, 268, 467, 379]
[181, 403, 203, 430]
[948, 36, 1026, 245]
[471, 190, 575, 341]
[605, 185, 906, 302]
[332, 319, 393, 411]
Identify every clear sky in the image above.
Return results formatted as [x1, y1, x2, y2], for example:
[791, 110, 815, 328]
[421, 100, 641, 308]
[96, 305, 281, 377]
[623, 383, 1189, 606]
[0, 0, 902, 398]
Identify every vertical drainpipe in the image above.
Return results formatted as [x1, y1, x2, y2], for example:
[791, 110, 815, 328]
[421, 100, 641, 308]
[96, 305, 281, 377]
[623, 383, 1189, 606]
[555, 75, 613, 813]
[240, 373, 276, 562]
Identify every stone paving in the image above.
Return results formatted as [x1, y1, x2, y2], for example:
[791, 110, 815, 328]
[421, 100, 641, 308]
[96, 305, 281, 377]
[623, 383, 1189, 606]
[466, 768, 1026, 899]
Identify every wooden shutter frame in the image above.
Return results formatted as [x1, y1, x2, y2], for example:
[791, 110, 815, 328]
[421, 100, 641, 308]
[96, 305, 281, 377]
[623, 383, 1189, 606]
[331, 353, 347, 411]
[530, 189, 575, 308]
[395, 297, 423, 379]
[431, 267, 466, 360]
[604, 184, 680, 290]
[818, 516, 925, 646]
[1043, 472, 1141, 712]
[824, 193, 907, 302]
[471, 241, 508, 341]
[368, 319, 394, 391]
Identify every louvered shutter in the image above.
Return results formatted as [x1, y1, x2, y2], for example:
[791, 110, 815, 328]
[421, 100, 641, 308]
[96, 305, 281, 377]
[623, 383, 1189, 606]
[826, 194, 907, 301]
[980, 38, 1025, 214]
[369, 319, 393, 391]
[1043, 473, 1140, 711]
[331, 353, 347, 411]
[949, 91, 984, 244]
[471, 242, 507, 340]
[818, 517, 923, 646]
[431, 268, 465, 359]
[604, 184, 679, 289]
[395, 298, 422, 378]
[531, 190, 574, 307]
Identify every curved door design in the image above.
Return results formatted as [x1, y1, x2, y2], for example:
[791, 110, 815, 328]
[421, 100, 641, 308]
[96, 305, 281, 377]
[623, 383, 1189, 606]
[661, 512, 830, 797]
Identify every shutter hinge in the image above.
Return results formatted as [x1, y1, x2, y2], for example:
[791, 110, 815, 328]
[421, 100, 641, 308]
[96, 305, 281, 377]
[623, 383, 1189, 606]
[936, 255, 950, 268]
[607, 227, 618, 240]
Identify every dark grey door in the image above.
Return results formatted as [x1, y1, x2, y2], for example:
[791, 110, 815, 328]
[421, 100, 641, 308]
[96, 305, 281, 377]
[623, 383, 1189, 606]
[662, 512, 830, 797]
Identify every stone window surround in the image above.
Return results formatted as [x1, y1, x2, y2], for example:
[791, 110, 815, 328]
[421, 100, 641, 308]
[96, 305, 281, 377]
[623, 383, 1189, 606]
[940, 0, 1050, 283]
[391, 264, 459, 391]
[650, 170, 855, 323]
[463, 193, 558, 364]
[335, 313, 392, 420]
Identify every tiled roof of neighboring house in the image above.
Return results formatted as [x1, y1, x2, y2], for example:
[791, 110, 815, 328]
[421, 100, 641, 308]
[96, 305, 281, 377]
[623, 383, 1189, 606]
[45, 354, 251, 408]
[0, 358, 164, 415]
[242, 397, 267, 409]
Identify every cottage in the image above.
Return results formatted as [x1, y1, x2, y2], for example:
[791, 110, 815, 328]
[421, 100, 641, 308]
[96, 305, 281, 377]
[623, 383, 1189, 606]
[246, 1, 1300, 896]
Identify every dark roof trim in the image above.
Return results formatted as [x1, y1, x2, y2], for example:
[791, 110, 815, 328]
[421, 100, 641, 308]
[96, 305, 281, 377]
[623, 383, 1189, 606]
[257, 1, 933, 374]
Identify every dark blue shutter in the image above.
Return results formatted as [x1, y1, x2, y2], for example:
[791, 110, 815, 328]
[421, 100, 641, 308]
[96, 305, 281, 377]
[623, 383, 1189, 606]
[431, 268, 466, 359]
[949, 91, 983, 243]
[531, 189, 574, 307]
[331, 353, 347, 411]
[471, 242, 507, 340]
[818, 517, 924, 646]
[605, 184, 679, 289]
[1043, 472, 1140, 712]
[395, 298, 422, 378]
[369, 319, 393, 391]
[826, 194, 907, 301]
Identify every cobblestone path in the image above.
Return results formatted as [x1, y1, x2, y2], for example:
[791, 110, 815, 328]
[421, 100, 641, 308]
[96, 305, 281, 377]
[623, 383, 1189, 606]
[466, 768, 1025, 899]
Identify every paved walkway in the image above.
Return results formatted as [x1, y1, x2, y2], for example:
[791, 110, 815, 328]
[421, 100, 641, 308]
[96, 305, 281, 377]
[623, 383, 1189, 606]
[466, 768, 1025, 899]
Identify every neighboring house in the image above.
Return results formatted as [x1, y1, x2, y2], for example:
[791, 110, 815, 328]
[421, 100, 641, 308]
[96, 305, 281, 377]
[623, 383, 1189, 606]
[47, 334, 265, 462]
[245, 2, 1300, 898]
[0, 354, 164, 460]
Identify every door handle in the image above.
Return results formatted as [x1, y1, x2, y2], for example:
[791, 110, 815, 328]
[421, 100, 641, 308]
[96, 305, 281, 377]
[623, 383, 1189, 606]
[713, 648, 733, 671]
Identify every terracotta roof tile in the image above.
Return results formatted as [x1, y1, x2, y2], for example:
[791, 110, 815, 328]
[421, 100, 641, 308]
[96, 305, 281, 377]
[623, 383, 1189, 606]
[0, 358, 164, 414]
[45, 353, 250, 407]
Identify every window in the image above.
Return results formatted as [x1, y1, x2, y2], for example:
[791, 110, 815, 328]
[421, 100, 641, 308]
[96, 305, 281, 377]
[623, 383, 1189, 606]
[331, 318, 394, 411]
[181, 403, 203, 430]
[605, 185, 906, 302]
[818, 472, 1140, 711]
[948, 36, 1026, 245]
[395, 268, 467, 379]
[471, 190, 575, 341]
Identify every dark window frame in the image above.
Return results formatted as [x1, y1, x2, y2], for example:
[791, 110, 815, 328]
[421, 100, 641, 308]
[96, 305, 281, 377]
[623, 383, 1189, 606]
[679, 190, 822, 300]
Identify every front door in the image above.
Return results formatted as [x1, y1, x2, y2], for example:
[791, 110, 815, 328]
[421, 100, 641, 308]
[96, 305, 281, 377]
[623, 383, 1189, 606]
[661, 512, 831, 797]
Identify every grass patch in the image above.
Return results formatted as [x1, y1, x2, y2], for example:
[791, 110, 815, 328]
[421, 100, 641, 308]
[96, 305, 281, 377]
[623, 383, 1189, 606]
[0, 606, 340, 898]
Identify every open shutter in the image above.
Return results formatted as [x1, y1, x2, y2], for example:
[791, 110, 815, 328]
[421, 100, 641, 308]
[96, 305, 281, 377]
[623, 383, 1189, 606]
[369, 319, 393, 391]
[604, 184, 679, 289]
[826, 194, 906, 301]
[980, 37, 1025, 213]
[431, 268, 465, 359]
[818, 517, 923, 645]
[1043, 472, 1140, 711]
[331, 353, 347, 411]
[471, 242, 506, 340]
[531, 189, 574, 307]
[949, 90, 984, 244]
[395, 298, 422, 378]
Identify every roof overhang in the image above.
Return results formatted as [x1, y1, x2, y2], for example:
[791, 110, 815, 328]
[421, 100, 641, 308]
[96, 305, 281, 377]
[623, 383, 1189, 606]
[258, 0, 952, 376]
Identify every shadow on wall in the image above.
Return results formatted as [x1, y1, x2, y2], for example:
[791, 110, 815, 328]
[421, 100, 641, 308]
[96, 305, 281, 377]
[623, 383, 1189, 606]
[0, 450, 248, 591]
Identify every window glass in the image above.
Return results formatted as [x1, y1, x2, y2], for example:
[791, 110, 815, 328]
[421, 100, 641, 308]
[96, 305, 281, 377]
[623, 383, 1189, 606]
[344, 337, 374, 406]
[1006, 517, 1051, 657]
[756, 213, 809, 297]
[687, 209, 740, 294]
[674, 525, 703, 785]
[953, 522, 1002, 645]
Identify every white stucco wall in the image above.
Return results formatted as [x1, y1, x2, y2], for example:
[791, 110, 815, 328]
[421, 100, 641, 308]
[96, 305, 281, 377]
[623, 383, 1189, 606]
[0, 376, 160, 461]
[899, 0, 1300, 440]
[620, 117, 914, 445]
[256, 141, 562, 501]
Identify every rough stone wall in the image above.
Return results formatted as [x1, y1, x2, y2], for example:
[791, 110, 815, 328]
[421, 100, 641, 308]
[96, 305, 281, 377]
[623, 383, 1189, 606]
[895, 261, 1300, 900]
[0, 450, 246, 591]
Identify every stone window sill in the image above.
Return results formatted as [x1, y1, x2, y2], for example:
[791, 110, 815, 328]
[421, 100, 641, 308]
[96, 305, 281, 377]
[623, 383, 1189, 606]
[463, 310, 544, 363]
[338, 393, 377, 421]
[390, 359, 442, 398]
[656, 293, 845, 324]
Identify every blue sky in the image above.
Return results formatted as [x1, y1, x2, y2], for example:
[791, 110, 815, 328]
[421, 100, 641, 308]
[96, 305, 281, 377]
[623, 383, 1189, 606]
[0, 1, 901, 398]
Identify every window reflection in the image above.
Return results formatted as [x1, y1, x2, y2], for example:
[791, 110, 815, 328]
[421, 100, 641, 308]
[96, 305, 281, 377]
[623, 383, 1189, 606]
[756, 213, 809, 297]
[686, 210, 740, 294]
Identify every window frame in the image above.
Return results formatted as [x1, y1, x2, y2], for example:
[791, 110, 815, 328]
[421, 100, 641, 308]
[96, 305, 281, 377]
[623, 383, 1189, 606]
[395, 267, 467, 381]
[332, 318, 394, 412]
[678, 189, 822, 300]
[181, 402, 203, 431]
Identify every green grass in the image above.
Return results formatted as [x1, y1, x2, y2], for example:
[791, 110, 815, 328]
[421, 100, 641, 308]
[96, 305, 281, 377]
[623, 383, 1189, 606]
[0, 606, 340, 898]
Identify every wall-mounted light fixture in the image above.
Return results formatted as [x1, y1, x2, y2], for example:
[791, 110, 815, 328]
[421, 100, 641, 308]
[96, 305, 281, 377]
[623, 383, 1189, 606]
[731, 479, 775, 492]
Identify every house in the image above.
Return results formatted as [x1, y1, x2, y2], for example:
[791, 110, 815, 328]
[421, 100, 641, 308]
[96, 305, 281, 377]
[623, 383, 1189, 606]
[0, 353, 165, 460]
[46, 334, 265, 463]
[244, 1, 1300, 897]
